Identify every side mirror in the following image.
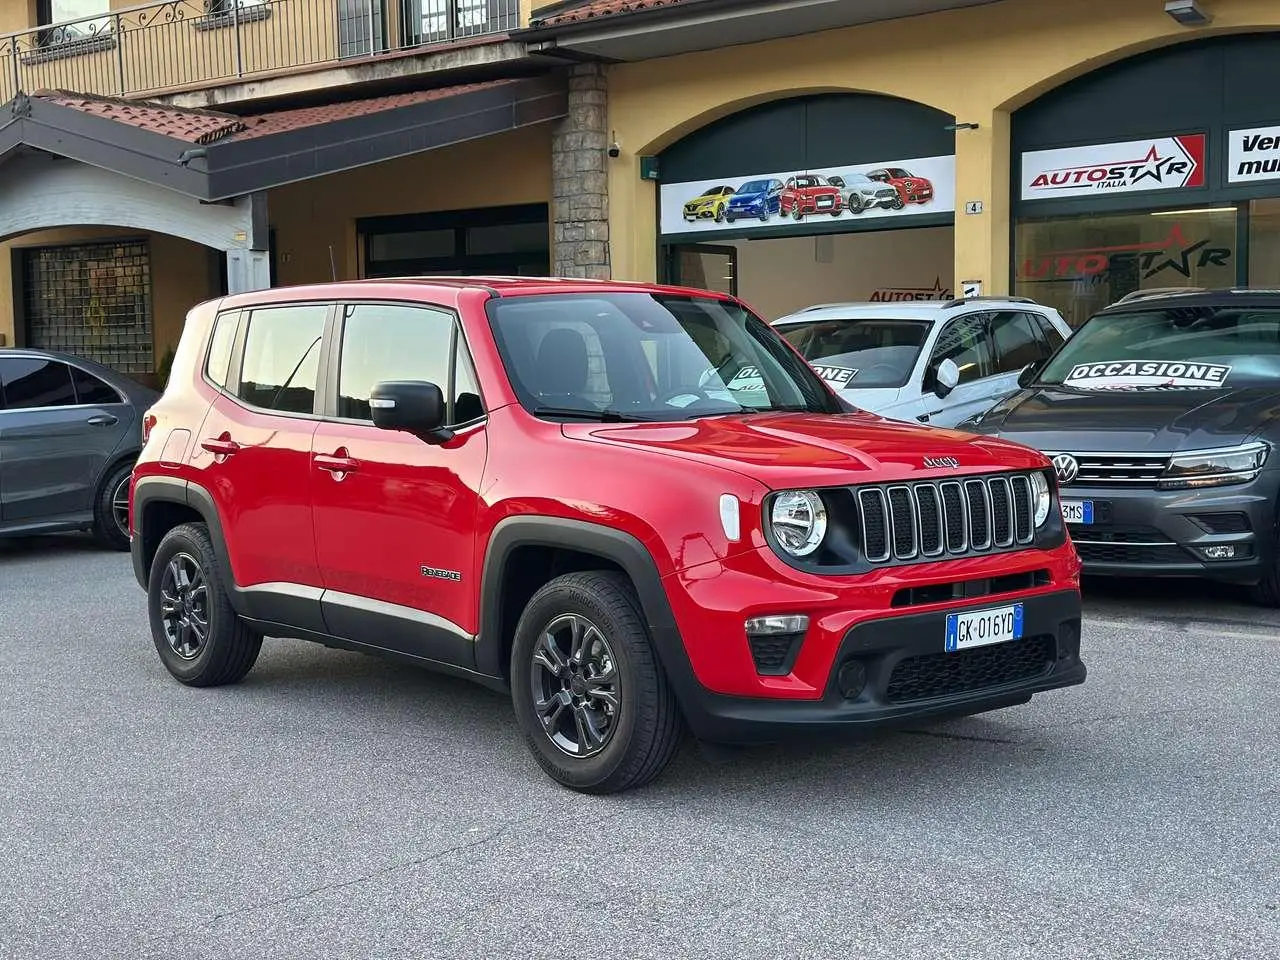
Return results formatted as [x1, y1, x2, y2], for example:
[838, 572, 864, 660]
[1017, 361, 1042, 388]
[370, 380, 454, 444]
[932, 357, 960, 398]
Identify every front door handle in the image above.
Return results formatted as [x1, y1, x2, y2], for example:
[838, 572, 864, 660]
[87, 414, 118, 426]
[315, 450, 359, 475]
[200, 437, 241, 456]
[916, 413, 930, 422]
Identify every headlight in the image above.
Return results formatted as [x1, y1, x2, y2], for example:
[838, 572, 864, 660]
[768, 490, 828, 557]
[1030, 470, 1051, 527]
[1158, 442, 1269, 490]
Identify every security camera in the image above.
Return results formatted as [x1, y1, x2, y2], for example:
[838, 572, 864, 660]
[607, 141, 621, 159]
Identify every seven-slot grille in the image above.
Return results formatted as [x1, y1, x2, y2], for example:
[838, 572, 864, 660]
[854, 474, 1036, 563]
[1046, 452, 1170, 486]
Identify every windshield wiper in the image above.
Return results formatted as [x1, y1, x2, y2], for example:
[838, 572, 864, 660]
[531, 406, 658, 423]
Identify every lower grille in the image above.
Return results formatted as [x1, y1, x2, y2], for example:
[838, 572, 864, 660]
[1074, 542, 1190, 565]
[748, 632, 803, 675]
[885, 635, 1055, 703]
[1189, 512, 1251, 534]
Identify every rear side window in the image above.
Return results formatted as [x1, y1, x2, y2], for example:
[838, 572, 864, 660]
[0, 357, 77, 409]
[70, 366, 123, 405]
[235, 305, 329, 414]
[989, 311, 1051, 374]
[1028, 311, 1067, 350]
[205, 311, 240, 389]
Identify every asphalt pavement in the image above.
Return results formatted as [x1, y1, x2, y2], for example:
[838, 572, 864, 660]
[1, 535, 1276, 959]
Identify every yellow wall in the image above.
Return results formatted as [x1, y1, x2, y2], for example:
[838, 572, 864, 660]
[605, 0, 1280, 293]
[269, 121, 553, 285]
[0, 228, 215, 379]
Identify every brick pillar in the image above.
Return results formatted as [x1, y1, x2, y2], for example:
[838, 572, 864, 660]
[551, 63, 610, 279]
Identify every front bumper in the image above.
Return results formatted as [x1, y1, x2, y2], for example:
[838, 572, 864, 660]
[661, 587, 1084, 744]
[1059, 476, 1278, 583]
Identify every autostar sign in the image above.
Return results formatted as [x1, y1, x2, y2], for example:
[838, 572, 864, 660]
[1020, 134, 1206, 200]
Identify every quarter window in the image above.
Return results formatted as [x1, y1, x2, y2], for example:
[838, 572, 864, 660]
[930, 314, 992, 385]
[0, 357, 77, 409]
[336, 303, 484, 426]
[989, 311, 1050, 374]
[70, 367, 123, 405]
[205, 311, 239, 389]
[235, 305, 329, 414]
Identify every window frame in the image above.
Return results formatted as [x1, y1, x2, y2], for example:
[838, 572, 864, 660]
[223, 301, 338, 420]
[925, 311, 996, 387]
[320, 299, 488, 431]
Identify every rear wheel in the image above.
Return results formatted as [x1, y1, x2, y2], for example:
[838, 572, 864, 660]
[510, 571, 682, 794]
[91, 461, 133, 551]
[147, 522, 262, 686]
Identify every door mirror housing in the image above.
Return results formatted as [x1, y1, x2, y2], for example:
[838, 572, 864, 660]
[932, 357, 960, 398]
[369, 380, 454, 444]
[1017, 360, 1043, 388]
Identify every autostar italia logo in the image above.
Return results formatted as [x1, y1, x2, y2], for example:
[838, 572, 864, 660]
[1021, 135, 1206, 199]
[869, 277, 953, 301]
[1018, 223, 1231, 283]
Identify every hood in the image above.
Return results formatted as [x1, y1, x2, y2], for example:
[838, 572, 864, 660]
[729, 191, 765, 204]
[799, 185, 840, 195]
[685, 195, 717, 207]
[972, 385, 1280, 452]
[562, 411, 1047, 489]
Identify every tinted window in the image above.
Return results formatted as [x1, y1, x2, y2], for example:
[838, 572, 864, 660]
[337, 303, 480, 425]
[779, 318, 932, 389]
[235, 305, 328, 414]
[205, 311, 239, 388]
[70, 366, 123, 405]
[0, 357, 76, 409]
[1029, 311, 1066, 350]
[930, 315, 993, 385]
[990, 311, 1050, 374]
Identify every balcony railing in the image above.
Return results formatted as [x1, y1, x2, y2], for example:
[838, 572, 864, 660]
[0, 0, 521, 102]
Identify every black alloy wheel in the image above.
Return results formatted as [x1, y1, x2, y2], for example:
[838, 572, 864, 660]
[530, 612, 621, 758]
[159, 552, 209, 661]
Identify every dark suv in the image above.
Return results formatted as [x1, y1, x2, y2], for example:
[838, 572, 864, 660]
[1, 348, 157, 549]
[960, 288, 1280, 603]
[130, 278, 1086, 793]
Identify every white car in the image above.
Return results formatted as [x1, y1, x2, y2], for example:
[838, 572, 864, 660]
[771, 296, 1073, 428]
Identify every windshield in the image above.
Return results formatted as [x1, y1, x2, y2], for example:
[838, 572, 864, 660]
[738, 179, 771, 193]
[778, 318, 932, 389]
[794, 176, 826, 188]
[1037, 304, 1280, 391]
[485, 293, 844, 422]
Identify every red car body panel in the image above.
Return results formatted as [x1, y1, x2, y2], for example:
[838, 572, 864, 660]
[867, 167, 935, 204]
[131, 276, 1084, 733]
[779, 176, 844, 216]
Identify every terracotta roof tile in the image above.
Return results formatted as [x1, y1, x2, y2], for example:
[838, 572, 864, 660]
[532, 0, 699, 27]
[33, 89, 245, 144]
[232, 79, 517, 140]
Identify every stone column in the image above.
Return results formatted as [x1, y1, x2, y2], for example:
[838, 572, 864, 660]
[551, 62, 610, 279]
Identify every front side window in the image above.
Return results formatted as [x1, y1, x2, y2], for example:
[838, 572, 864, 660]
[337, 303, 484, 426]
[486, 293, 842, 422]
[1037, 304, 1280, 391]
[930, 314, 993, 385]
[235, 305, 329, 414]
[0, 357, 76, 409]
[778, 318, 932, 389]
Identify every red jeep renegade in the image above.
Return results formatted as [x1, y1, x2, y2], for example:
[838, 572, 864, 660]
[129, 278, 1085, 794]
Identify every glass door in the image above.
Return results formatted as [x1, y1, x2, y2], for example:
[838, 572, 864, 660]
[664, 243, 738, 296]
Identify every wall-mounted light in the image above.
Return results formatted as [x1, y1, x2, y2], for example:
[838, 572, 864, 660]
[944, 122, 980, 131]
[1164, 0, 1212, 26]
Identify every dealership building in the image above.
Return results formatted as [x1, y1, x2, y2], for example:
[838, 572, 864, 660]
[3, 0, 1280, 383]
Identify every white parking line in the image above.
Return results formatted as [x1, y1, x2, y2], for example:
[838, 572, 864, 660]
[1086, 613, 1280, 642]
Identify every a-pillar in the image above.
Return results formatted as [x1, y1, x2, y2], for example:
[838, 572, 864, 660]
[224, 192, 272, 293]
[551, 63, 610, 278]
[951, 107, 1012, 297]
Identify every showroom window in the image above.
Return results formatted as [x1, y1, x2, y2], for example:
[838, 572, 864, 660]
[1013, 208, 1238, 328]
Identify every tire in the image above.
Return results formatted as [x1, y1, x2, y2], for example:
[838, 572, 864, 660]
[725, 211, 736, 224]
[147, 522, 263, 687]
[509, 570, 682, 794]
[91, 461, 134, 551]
[1249, 536, 1280, 606]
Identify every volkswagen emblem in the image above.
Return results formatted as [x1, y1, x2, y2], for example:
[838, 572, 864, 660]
[1052, 453, 1080, 485]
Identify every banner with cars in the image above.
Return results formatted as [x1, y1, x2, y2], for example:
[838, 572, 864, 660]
[658, 154, 956, 237]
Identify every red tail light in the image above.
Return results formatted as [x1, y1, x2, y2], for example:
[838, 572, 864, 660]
[142, 411, 157, 444]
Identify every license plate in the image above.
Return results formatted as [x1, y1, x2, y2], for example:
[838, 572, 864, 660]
[1060, 499, 1094, 525]
[945, 603, 1023, 653]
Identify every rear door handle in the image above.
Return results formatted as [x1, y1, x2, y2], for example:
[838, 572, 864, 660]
[200, 437, 241, 456]
[916, 413, 930, 423]
[87, 414, 118, 426]
[315, 453, 359, 474]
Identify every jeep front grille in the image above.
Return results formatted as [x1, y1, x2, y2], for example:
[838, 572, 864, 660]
[854, 474, 1036, 563]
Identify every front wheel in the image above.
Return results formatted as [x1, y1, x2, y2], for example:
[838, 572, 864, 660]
[510, 571, 682, 794]
[147, 522, 263, 686]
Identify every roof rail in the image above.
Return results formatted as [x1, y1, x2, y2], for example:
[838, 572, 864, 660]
[1112, 286, 1206, 304]
[939, 295, 1038, 309]
[795, 301, 871, 312]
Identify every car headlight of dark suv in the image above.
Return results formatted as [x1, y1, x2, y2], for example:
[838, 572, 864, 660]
[1157, 441, 1270, 490]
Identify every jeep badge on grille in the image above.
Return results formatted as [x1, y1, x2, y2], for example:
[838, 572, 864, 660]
[923, 456, 960, 469]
